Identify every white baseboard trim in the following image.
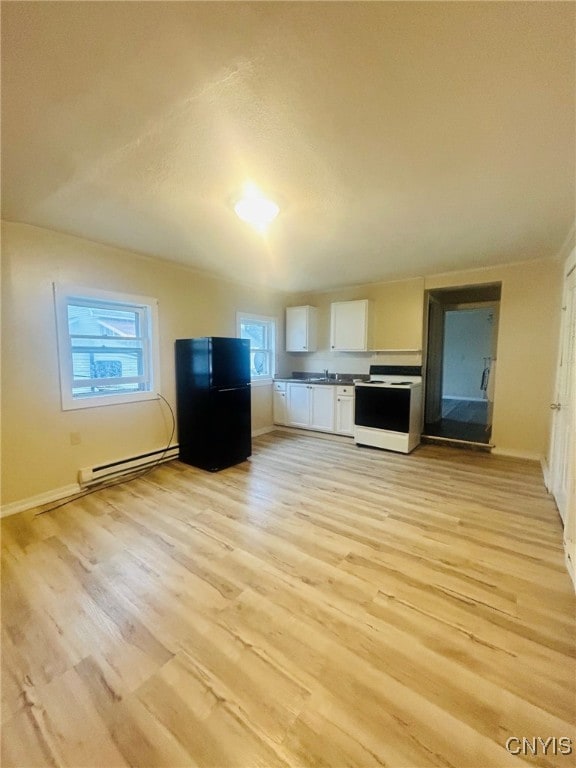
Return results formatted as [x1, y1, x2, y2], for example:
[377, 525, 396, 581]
[252, 426, 275, 437]
[1, 483, 81, 519]
[491, 447, 543, 462]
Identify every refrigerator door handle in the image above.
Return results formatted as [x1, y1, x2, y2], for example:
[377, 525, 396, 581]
[218, 386, 249, 393]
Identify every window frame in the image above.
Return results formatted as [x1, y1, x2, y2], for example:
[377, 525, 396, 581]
[54, 284, 161, 410]
[236, 312, 277, 384]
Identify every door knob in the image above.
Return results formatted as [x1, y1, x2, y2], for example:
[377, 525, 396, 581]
[550, 403, 562, 410]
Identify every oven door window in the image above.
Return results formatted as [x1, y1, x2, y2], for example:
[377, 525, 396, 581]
[355, 387, 411, 433]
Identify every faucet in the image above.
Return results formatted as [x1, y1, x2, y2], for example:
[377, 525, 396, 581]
[323, 368, 329, 380]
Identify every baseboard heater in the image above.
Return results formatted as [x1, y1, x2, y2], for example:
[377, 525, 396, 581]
[78, 445, 179, 488]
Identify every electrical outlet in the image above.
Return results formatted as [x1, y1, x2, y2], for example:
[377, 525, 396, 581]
[70, 432, 81, 446]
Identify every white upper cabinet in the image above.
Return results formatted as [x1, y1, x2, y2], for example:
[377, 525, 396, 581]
[330, 299, 370, 351]
[286, 305, 318, 352]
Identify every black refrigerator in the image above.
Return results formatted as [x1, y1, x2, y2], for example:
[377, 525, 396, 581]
[175, 337, 252, 471]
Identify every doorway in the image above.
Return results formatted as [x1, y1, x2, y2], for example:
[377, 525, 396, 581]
[424, 284, 501, 446]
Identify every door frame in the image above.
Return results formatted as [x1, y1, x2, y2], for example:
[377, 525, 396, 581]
[424, 294, 445, 425]
[548, 247, 576, 587]
[424, 287, 501, 438]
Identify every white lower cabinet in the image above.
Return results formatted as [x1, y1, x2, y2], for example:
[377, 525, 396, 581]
[273, 381, 287, 425]
[335, 385, 355, 436]
[286, 383, 335, 433]
[277, 381, 354, 436]
[309, 385, 336, 432]
[286, 383, 310, 428]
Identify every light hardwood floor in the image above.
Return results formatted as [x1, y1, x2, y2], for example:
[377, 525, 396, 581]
[2, 433, 575, 768]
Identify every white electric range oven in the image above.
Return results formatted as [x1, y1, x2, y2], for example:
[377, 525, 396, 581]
[354, 365, 423, 454]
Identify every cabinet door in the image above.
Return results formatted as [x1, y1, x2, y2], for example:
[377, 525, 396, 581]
[336, 395, 355, 435]
[273, 390, 287, 425]
[287, 384, 311, 427]
[330, 300, 369, 351]
[309, 386, 335, 431]
[286, 306, 317, 352]
[286, 306, 307, 351]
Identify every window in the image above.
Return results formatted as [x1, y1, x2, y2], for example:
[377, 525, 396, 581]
[54, 284, 160, 410]
[237, 313, 276, 381]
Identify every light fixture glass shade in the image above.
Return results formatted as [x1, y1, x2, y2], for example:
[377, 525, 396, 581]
[234, 183, 279, 233]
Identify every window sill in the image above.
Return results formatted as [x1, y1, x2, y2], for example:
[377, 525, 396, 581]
[251, 378, 273, 387]
[61, 391, 159, 410]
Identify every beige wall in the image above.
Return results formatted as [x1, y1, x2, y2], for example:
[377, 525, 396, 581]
[1, 220, 564, 509]
[284, 277, 425, 375]
[1, 222, 286, 507]
[293, 277, 425, 353]
[425, 260, 563, 458]
[286, 261, 563, 459]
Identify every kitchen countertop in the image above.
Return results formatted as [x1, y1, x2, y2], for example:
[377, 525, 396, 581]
[273, 376, 364, 385]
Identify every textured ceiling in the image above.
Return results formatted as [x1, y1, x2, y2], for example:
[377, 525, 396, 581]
[2, 1, 575, 291]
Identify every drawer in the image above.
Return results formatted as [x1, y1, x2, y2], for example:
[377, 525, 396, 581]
[337, 385, 355, 396]
[273, 381, 287, 392]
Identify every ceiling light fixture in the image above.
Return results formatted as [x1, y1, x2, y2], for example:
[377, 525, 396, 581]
[234, 181, 279, 234]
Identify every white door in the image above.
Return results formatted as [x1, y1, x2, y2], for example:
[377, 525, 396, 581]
[549, 253, 576, 525]
[287, 384, 310, 427]
[309, 386, 335, 431]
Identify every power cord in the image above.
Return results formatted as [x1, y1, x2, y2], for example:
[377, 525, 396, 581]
[34, 392, 177, 517]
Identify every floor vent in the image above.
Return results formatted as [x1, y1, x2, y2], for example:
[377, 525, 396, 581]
[78, 445, 179, 487]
